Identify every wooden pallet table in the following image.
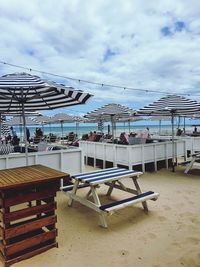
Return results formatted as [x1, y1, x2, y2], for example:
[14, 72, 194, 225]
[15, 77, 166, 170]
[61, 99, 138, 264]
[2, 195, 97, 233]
[0, 164, 69, 267]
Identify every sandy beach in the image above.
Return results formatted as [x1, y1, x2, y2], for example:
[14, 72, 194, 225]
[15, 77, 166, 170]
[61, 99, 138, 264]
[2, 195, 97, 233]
[9, 164, 200, 267]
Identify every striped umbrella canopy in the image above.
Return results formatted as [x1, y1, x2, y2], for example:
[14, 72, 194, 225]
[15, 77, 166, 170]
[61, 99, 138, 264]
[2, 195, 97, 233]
[84, 103, 136, 140]
[7, 117, 39, 126]
[35, 115, 53, 134]
[0, 121, 10, 137]
[7, 116, 40, 140]
[50, 113, 82, 138]
[137, 94, 200, 171]
[0, 72, 92, 164]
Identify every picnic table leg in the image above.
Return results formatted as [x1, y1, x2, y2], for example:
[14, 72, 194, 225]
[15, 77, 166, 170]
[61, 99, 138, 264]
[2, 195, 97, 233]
[86, 189, 92, 199]
[68, 180, 80, 207]
[184, 157, 196, 174]
[91, 186, 108, 228]
[132, 177, 148, 212]
[106, 181, 116, 196]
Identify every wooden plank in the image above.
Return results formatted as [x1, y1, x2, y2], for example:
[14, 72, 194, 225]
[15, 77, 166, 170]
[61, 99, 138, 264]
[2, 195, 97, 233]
[0, 226, 4, 240]
[0, 211, 3, 222]
[6, 229, 57, 256]
[4, 242, 57, 267]
[4, 188, 56, 207]
[0, 240, 5, 256]
[0, 165, 69, 190]
[5, 215, 57, 239]
[4, 202, 56, 223]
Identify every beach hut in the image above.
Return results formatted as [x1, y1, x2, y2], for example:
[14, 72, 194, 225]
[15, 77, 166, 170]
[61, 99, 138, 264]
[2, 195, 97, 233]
[0, 72, 92, 164]
[137, 94, 200, 171]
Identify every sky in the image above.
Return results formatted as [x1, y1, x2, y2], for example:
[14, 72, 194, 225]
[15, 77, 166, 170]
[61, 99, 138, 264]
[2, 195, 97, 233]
[0, 0, 200, 118]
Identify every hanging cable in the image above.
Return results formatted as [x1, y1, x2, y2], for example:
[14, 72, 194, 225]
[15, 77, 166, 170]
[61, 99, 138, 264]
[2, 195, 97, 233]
[0, 60, 199, 97]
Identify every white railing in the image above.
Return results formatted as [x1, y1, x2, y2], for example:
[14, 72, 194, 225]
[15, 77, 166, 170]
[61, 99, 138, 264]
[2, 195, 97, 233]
[79, 140, 186, 172]
[0, 148, 83, 175]
[154, 136, 200, 155]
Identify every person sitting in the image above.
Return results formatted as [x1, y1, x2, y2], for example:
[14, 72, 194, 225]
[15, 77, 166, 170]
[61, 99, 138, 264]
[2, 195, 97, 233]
[34, 128, 43, 143]
[176, 128, 182, 136]
[193, 126, 198, 134]
[12, 135, 20, 146]
[142, 127, 151, 139]
[88, 131, 97, 141]
[118, 132, 129, 145]
[26, 127, 30, 143]
[10, 126, 17, 137]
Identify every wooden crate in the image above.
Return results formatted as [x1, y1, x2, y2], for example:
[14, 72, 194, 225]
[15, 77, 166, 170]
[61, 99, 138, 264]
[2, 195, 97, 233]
[0, 165, 69, 267]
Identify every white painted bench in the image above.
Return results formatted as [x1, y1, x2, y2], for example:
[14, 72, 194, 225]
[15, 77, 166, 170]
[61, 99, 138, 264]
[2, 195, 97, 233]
[184, 152, 200, 174]
[61, 167, 159, 227]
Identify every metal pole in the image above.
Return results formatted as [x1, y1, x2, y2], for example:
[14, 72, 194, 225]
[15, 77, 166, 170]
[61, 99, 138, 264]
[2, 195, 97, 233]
[22, 102, 28, 166]
[171, 113, 175, 172]
[159, 120, 161, 135]
[111, 115, 114, 142]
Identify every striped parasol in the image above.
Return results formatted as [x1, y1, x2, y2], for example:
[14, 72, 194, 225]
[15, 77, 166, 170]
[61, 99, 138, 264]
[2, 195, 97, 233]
[1, 122, 10, 137]
[84, 103, 136, 140]
[0, 72, 92, 164]
[137, 94, 200, 171]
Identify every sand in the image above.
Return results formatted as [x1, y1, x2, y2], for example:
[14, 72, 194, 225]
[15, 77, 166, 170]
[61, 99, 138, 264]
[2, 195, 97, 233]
[8, 165, 200, 267]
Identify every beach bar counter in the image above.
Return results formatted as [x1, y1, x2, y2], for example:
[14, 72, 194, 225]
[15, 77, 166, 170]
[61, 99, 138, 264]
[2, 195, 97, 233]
[0, 164, 69, 267]
[79, 139, 187, 172]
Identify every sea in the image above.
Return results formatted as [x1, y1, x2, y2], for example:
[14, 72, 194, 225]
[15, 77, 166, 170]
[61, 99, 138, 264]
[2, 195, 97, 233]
[12, 123, 196, 139]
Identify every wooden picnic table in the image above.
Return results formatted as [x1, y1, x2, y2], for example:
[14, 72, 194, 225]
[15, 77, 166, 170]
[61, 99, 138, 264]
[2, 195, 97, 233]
[0, 164, 69, 267]
[61, 167, 159, 228]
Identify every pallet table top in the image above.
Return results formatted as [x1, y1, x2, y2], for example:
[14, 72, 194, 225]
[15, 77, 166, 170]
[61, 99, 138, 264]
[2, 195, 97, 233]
[0, 164, 69, 190]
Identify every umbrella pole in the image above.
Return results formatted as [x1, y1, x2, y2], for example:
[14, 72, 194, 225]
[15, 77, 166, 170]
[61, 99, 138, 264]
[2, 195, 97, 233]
[61, 121, 64, 143]
[159, 120, 161, 135]
[111, 115, 114, 143]
[22, 103, 28, 166]
[171, 113, 175, 172]
[0, 114, 1, 141]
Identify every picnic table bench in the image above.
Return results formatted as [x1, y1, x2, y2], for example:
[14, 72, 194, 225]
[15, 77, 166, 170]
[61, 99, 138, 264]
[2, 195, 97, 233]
[61, 167, 159, 228]
[184, 152, 200, 174]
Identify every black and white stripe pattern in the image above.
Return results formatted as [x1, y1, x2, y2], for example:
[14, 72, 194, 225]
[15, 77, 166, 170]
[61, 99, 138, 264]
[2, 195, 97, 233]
[137, 95, 200, 116]
[7, 116, 39, 126]
[1, 121, 10, 136]
[84, 103, 136, 121]
[0, 72, 92, 112]
[50, 113, 77, 123]
[73, 167, 142, 185]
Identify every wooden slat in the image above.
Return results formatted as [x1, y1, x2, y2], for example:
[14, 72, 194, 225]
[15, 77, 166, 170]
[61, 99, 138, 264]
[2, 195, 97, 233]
[6, 229, 57, 256]
[4, 188, 56, 207]
[5, 215, 57, 239]
[0, 240, 5, 256]
[0, 211, 3, 222]
[0, 226, 3, 240]
[4, 242, 57, 267]
[4, 202, 56, 223]
[0, 165, 69, 190]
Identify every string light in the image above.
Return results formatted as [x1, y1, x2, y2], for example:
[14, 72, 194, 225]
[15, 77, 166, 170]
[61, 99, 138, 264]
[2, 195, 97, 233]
[0, 60, 199, 97]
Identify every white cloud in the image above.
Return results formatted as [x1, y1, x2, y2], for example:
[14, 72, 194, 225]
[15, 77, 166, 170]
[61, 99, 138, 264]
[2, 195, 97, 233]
[0, 0, 200, 115]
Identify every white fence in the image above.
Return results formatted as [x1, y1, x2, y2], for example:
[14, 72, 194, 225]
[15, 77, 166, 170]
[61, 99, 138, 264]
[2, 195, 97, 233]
[0, 148, 83, 175]
[79, 140, 186, 172]
[155, 136, 200, 155]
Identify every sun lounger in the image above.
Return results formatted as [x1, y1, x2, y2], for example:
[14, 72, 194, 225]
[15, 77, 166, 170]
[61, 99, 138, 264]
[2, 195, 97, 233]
[61, 167, 159, 228]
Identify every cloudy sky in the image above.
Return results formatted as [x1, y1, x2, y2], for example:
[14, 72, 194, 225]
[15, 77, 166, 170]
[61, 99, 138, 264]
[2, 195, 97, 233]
[0, 0, 200, 116]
